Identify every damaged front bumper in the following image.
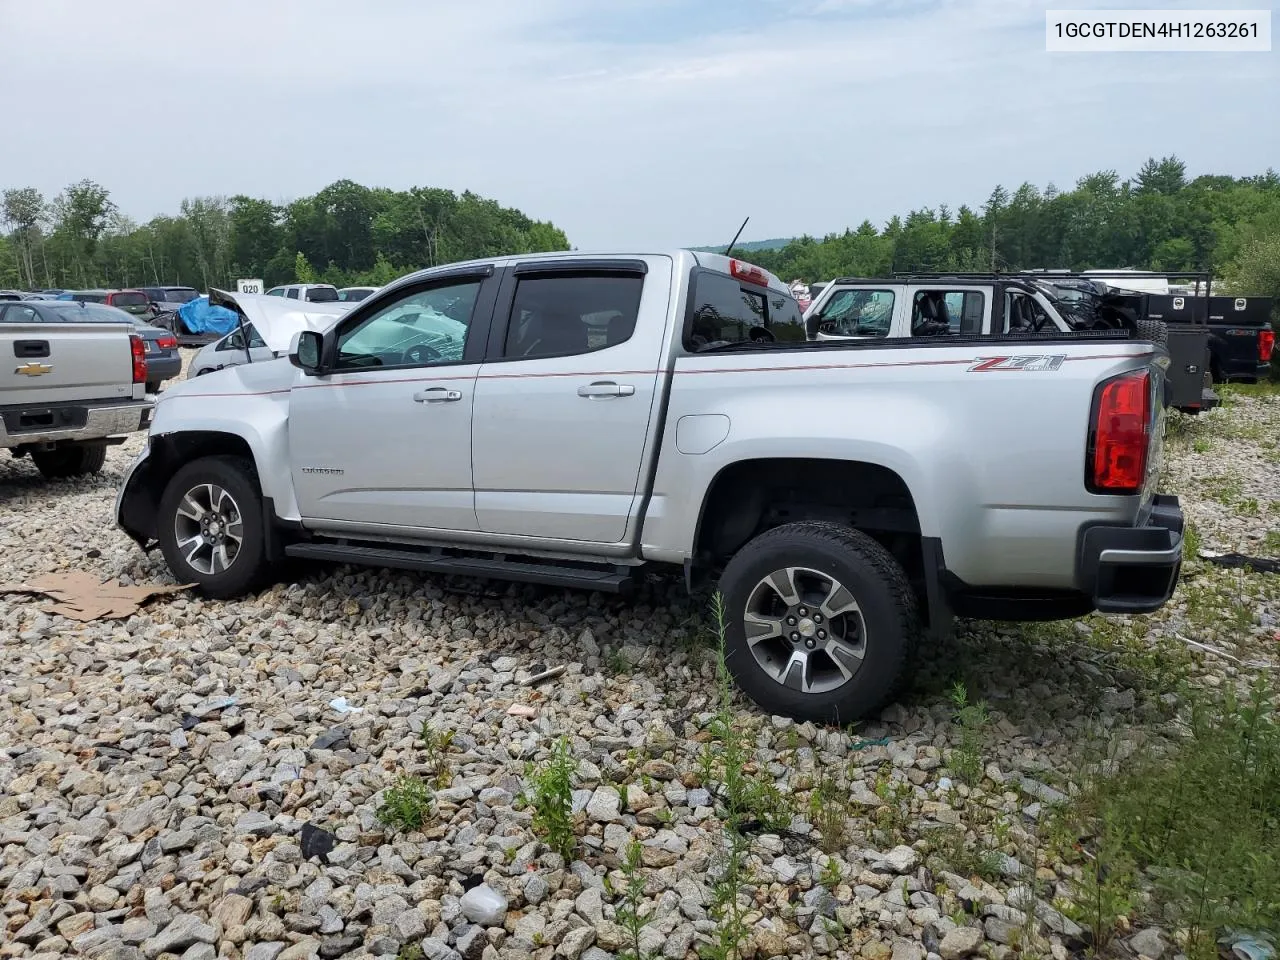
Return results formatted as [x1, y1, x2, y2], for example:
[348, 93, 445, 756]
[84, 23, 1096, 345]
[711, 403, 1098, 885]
[114, 444, 158, 551]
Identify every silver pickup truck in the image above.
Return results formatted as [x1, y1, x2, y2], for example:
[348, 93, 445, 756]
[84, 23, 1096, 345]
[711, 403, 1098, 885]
[2, 309, 152, 478]
[115, 250, 1183, 721]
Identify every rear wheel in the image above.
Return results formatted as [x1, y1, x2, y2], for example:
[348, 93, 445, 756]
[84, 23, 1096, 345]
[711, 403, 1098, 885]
[157, 456, 268, 598]
[718, 522, 918, 724]
[31, 444, 107, 479]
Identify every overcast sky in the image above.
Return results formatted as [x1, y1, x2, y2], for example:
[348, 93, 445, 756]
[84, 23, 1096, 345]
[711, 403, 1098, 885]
[1, 0, 1275, 249]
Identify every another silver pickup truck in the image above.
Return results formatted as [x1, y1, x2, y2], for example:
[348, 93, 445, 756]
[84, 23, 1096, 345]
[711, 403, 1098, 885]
[116, 250, 1183, 721]
[2, 307, 152, 478]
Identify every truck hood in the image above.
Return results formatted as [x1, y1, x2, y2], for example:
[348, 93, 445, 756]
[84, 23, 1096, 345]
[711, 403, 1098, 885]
[209, 288, 353, 354]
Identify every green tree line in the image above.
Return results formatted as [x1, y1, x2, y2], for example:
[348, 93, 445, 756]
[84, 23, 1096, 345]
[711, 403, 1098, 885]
[3, 157, 1279, 305]
[0, 178, 570, 292]
[742, 157, 1280, 302]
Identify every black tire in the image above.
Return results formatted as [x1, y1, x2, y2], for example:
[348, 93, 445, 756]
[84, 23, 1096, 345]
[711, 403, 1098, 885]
[1136, 318, 1168, 347]
[146, 381, 161, 394]
[31, 444, 107, 479]
[157, 455, 268, 599]
[718, 522, 919, 724]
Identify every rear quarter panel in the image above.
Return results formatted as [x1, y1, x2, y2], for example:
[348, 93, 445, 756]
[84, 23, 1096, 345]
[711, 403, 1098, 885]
[642, 341, 1161, 589]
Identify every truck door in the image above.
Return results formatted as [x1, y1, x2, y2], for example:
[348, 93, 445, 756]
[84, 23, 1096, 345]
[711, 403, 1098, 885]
[470, 258, 670, 544]
[287, 268, 499, 532]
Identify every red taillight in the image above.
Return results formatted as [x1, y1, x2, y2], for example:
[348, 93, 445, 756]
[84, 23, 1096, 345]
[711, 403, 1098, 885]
[156, 335, 178, 349]
[1089, 370, 1151, 494]
[130, 334, 147, 384]
[729, 259, 769, 287]
[1259, 328, 1275, 363]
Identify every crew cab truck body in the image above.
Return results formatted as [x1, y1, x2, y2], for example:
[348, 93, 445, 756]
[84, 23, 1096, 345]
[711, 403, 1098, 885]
[1, 308, 152, 478]
[116, 250, 1183, 722]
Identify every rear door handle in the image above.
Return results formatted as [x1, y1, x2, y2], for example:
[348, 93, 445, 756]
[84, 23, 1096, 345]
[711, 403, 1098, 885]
[413, 387, 462, 403]
[577, 381, 635, 398]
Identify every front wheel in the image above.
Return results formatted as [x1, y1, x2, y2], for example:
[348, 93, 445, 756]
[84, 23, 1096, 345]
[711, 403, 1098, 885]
[718, 522, 918, 724]
[157, 456, 268, 598]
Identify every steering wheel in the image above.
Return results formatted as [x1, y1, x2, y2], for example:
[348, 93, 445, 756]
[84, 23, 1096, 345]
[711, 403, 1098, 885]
[402, 343, 442, 365]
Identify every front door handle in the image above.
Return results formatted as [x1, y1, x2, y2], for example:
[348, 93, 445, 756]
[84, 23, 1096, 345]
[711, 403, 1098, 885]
[577, 381, 635, 398]
[413, 387, 462, 403]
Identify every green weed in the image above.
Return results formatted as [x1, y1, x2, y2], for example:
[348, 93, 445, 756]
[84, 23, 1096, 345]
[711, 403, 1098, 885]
[527, 735, 579, 862]
[948, 681, 990, 785]
[376, 775, 435, 832]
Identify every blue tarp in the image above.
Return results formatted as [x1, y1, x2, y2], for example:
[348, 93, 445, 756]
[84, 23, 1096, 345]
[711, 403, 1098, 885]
[177, 296, 239, 336]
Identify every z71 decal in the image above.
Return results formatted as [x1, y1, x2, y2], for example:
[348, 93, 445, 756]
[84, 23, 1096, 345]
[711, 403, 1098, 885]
[968, 355, 1067, 372]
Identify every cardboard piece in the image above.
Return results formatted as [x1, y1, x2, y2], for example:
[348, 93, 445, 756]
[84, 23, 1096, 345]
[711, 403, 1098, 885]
[0, 571, 194, 621]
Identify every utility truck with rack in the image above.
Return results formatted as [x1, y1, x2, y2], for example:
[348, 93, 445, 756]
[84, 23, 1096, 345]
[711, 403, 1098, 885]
[116, 250, 1183, 721]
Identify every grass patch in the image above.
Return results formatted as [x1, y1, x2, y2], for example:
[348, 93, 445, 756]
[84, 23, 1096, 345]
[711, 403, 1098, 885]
[1183, 520, 1202, 560]
[376, 775, 435, 832]
[1056, 681, 1280, 955]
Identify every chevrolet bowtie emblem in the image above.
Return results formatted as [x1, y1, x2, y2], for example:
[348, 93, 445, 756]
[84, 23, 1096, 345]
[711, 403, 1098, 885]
[15, 362, 53, 376]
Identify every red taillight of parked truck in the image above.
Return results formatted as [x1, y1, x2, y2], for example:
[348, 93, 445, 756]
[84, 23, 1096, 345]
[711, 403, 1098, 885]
[130, 334, 147, 384]
[1088, 369, 1151, 495]
[1259, 328, 1275, 363]
[156, 335, 178, 350]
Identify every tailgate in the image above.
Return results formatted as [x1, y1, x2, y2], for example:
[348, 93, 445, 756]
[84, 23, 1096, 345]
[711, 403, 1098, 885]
[0, 324, 137, 406]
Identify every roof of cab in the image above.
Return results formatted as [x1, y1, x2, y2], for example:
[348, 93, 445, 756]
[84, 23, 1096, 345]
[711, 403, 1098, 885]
[378, 249, 790, 299]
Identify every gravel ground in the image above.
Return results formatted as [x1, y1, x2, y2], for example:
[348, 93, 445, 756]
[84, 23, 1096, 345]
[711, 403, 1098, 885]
[2, 364, 1278, 960]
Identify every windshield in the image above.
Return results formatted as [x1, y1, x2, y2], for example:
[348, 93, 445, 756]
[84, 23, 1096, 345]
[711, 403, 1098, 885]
[112, 291, 148, 306]
[340, 288, 373, 302]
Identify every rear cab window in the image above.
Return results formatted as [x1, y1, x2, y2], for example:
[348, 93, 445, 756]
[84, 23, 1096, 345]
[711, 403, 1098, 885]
[305, 287, 339, 303]
[684, 268, 805, 351]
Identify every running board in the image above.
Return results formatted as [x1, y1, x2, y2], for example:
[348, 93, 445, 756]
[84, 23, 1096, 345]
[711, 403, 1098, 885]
[284, 540, 636, 593]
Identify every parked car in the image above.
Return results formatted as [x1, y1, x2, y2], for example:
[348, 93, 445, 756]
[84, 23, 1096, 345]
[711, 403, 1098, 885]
[338, 286, 379, 302]
[265, 283, 341, 302]
[0, 300, 152, 478]
[187, 290, 353, 378]
[0, 290, 25, 301]
[5, 300, 181, 392]
[140, 285, 201, 316]
[116, 250, 1183, 723]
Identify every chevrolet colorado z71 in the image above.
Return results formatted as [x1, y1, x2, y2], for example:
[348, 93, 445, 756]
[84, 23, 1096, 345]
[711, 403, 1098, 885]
[116, 251, 1183, 721]
[2, 305, 152, 478]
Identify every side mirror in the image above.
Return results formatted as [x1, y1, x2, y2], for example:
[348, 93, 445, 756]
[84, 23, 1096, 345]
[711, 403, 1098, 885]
[290, 330, 324, 374]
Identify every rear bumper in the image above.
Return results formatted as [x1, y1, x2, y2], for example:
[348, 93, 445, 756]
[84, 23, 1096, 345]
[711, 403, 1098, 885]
[1078, 494, 1184, 614]
[145, 354, 182, 382]
[1, 399, 153, 448]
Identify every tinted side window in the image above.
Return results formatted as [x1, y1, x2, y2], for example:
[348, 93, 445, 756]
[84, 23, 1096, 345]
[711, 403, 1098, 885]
[502, 274, 643, 360]
[686, 271, 768, 350]
[808, 289, 895, 338]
